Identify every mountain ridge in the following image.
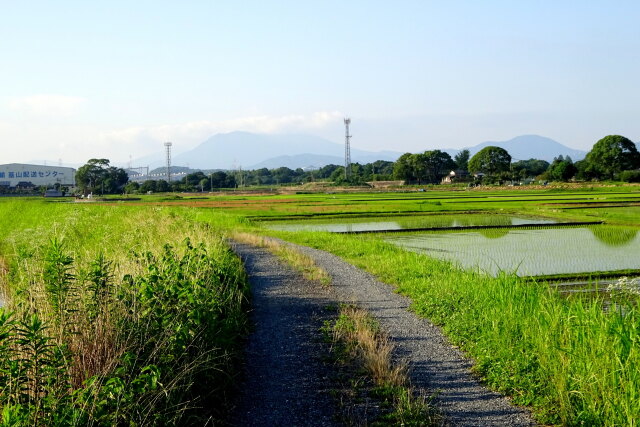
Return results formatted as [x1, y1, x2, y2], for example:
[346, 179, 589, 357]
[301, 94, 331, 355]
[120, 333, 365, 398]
[131, 132, 589, 170]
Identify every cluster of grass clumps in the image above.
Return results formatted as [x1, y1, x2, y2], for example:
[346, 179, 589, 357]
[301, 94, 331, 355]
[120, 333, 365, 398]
[0, 218, 249, 424]
[272, 230, 640, 426]
[324, 304, 441, 426]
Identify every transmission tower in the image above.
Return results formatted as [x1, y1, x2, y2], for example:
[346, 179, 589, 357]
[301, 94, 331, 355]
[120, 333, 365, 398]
[164, 142, 172, 182]
[344, 118, 352, 179]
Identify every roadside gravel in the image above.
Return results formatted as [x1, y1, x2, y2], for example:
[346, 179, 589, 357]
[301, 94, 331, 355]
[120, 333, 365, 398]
[290, 241, 536, 427]
[229, 239, 536, 426]
[228, 242, 338, 426]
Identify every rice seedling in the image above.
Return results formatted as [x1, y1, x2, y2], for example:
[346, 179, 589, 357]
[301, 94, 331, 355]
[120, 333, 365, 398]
[383, 226, 640, 277]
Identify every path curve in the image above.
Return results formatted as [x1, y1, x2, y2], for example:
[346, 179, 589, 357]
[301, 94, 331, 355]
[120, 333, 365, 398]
[289, 241, 535, 427]
[230, 239, 535, 426]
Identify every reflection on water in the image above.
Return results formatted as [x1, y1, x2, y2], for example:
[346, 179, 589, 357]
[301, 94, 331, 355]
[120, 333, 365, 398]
[477, 228, 510, 239]
[590, 226, 638, 247]
[384, 226, 640, 277]
[266, 214, 557, 233]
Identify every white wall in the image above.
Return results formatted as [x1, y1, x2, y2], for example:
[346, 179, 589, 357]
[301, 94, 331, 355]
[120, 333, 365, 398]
[0, 163, 75, 187]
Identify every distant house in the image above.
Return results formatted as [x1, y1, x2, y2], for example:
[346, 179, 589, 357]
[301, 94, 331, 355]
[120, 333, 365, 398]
[442, 170, 470, 184]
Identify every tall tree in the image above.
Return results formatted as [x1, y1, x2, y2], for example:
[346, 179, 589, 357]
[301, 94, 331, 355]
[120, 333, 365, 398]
[545, 156, 577, 182]
[75, 159, 128, 195]
[454, 149, 470, 172]
[393, 153, 415, 182]
[421, 150, 456, 183]
[512, 159, 550, 178]
[584, 135, 640, 180]
[468, 146, 512, 176]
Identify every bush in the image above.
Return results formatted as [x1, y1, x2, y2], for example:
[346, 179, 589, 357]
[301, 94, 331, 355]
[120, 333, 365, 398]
[0, 238, 249, 425]
[618, 170, 640, 183]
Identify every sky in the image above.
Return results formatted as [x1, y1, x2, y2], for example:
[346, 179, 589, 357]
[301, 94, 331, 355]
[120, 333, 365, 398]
[1, 1, 639, 166]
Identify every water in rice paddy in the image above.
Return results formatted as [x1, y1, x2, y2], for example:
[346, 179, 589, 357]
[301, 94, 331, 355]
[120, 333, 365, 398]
[383, 226, 640, 277]
[267, 214, 558, 233]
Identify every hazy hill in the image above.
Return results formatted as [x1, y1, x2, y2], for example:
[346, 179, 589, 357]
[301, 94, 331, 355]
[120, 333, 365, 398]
[130, 132, 593, 171]
[462, 135, 587, 162]
[139, 132, 401, 170]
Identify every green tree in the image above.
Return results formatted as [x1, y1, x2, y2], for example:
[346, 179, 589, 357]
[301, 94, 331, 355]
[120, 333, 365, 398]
[393, 153, 415, 182]
[209, 171, 234, 188]
[156, 180, 170, 192]
[75, 159, 129, 195]
[454, 149, 470, 172]
[545, 155, 577, 182]
[584, 135, 640, 180]
[410, 153, 428, 183]
[369, 160, 394, 179]
[123, 181, 140, 194]
[139, 180, 157, 193]
[468, 146, 512, 176]
[512, 159, 550, 179]
[421, 150, 456, 183]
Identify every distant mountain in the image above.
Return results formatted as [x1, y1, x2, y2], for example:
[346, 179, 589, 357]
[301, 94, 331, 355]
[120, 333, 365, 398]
[131, 132, 591, 171]
[460, 135, 587, 162]
[136, 132, 402, 170]
[251, 154, 344, 170]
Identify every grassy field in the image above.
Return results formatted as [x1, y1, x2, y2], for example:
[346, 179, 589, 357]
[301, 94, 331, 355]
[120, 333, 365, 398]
[1, 183, 639, 425]
[0, 199, 250, 425]
[189, 183, 640, 425]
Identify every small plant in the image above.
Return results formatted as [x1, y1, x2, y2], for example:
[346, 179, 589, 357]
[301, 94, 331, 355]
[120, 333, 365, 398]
[83, 252, 114, 321]
[607, 276, 640, 297]
[42, 238, 76, 327]
[327, 304, 441, 426]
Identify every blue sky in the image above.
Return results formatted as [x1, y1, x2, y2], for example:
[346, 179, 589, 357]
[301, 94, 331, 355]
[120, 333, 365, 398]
[1, 1, 639, 165]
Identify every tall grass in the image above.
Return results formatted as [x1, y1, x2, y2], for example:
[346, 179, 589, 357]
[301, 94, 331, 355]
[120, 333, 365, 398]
[269, 229, 640, 426]
[0, 199, 250, 424]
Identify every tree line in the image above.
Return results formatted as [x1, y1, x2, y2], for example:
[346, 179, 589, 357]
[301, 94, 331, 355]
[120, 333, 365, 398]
[392, 134, 640, 185]
[72, 134, 640, 195]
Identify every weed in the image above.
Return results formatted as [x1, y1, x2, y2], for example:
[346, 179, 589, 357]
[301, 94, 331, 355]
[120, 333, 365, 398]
[327, 304, 441, 426]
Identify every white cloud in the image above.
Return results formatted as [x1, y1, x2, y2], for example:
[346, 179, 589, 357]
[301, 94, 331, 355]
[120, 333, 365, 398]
[8, 94, 86, 117]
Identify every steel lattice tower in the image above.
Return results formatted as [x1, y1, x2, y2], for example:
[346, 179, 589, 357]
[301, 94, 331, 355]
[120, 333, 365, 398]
[164, 142, 172, 182]
[344, 118, 352, 179]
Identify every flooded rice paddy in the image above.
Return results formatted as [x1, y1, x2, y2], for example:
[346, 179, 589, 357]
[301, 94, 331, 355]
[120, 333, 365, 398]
[266, 214, 558, 233]
[383, 226, 640, 277]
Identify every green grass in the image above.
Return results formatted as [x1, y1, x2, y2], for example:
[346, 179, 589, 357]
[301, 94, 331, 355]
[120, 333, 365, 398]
[2, 185, 639, 425]
[0, 199, 250, 425]
[256, 228, 640, 425]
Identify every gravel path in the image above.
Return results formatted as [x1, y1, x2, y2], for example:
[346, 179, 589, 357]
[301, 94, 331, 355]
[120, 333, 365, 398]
[229, 239, 536, 426]
[290, 242, 535, 427]
[228, 242, 339, 426]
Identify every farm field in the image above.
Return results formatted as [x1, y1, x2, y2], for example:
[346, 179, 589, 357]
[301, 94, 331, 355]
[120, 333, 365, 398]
[1, 183, 640, 425]
[383, 225, 640, 276]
